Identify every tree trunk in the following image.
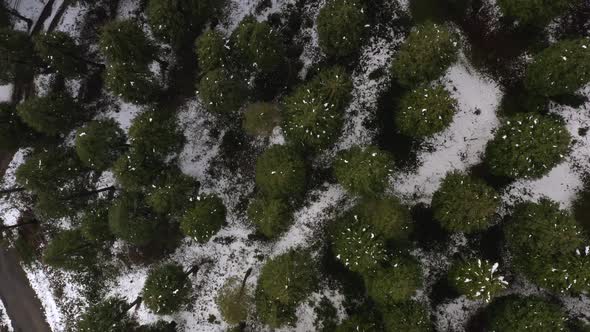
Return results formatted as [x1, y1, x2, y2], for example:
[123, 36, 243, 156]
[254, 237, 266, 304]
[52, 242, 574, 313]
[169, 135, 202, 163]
[0, 220, 37, 232]
[184, 264, 200, 278]
[61, 186, 117, 201]
[0, 187, 25, 195]
[239, 267, 253, 296]
[125, 296, 142, 312]
[7, 9, 32, 28]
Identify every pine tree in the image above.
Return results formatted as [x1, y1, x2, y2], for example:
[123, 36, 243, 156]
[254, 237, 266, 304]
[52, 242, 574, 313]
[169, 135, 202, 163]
[247, 195, 293, 239]
[146, 168, 199, 216]
[113, 150, 167, 192]
[99, 20, 156, 66]
[43, 229, 95, 271]
[198, 68, 248, 113]
[334, 314, 381, 332]
[352, 196, 412, 243]
[16, 92, 81, 136]
[0, 103, 32, 151]
[486, 113, 571, 179]
[128, 109, 183, 158]
[317, 0, 367, 58]
[0, 28, 37, 84]
[391, 22, 458, 87]
[216, 276, 254, 325]
[136, 321, 178, 332]
[382, 301, 433, 332]
[195, 29, 227, 73]
[396, 83, 457, 137]
[448, 258, 507, 302]
[497, 0, 573, 26]
[255, 145, 307, 199]
[75, 119, 127, 171]
[104, 62, 160, 104]
[80, 202, 114, 243]
[431, 171, 500, 233]
[143, 263, 192, 315]
[33, 31, 90, 78]
[231, 16, 285, 73]
[180, 195, 226, 243]
[108, 193, 161, 246]
[76, 297, 140, 332]
[484, 295, 567, 332]
[365, 257, 423, 306]
[333, 145, 393, 197]
[242, 102, 281, 137]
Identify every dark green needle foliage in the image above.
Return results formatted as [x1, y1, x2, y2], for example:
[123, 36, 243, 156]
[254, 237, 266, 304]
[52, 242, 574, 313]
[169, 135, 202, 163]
[136, 321, 178, 332]
[317, 0, 367, 58]
[0, 28, 36, 84]
[198, 68, 248, 113]
[216, 277, 254, 325]
[146, 170, 199, 216]
[382, 301, 433, 332]
[283, 66, 353, 150]
[247, 195, 293, 239]
[195, 29, 227, 73]
[108, 193, 160, 246]
[180, 195, 226, 243]
[113, 150, 166, 192]
[333, 145, 393, 197]
[43, 229, 95, 272]
[483, 295, 567, 332]
[497, 0, 573, 26]
[128, 109, 183, 158]
[75, 119, 127, 171]
[431, 171, 500, 233]
[396, 83, 457, 138]
[76, 297, 139, 332]
[331, 213, 387, 275]
[242, 102, 281, 137]
[365, 257, 423, 306]
[231, 16, 285, 74]
[255, 145, 307, 199]
[99, 20, 156, 66]
[391, 22, 458, 87]
[525, 38, 590, 97]
[334, 314, 381, 332]
[0, 103, 31, 150]
[255, 250, 317, 328]
[33, 31, 87, 78]
[352, 196, 412, 243]
[520, 251, 590, 294]
[143, 263, 191, 314]
[485, 113, 570, 179]
[448, 258, 507, 302]
[80, 203, 113, 243]
[16, 92, 81, 136]
[0, 3, 9, 28]
[104, 62, 159, 104]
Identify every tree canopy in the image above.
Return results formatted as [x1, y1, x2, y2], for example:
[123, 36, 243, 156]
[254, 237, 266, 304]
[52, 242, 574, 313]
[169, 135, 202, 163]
[317, 0, 367, 58]
[143, 263, 192, 314]
[16, 92, 81, 136]
[180, 195, 226, 243]
[75, 119, 127, 171]
[333, 145, 393, 197]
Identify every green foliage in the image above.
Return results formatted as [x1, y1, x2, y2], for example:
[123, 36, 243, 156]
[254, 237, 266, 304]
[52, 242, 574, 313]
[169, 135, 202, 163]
[255, 145, 307, 199]
[448, 259, 507, 302]
[525, 38, 590, 97]
[484, 295, 567, 332]
[334, 314, 381, 332]
[129, 110, 183, 158]
[16, 92, 81, 136]
[75, 119, 127, 171]
[33, 31, 86, 78]
[516, 251, 590, 294]
[255, 250, 316, 328]
[431, 171, 499, 233]
[99, 20, 155, 66]
[247, 195, 293, 239]
[80, 203, 113, 243]
[485, 113, 570, 179]
[112, 150, 166, 192]
[0, 103, 31, 150]
[146, 170, 199, 215]
[396, 83, 457, 137]
[314, 296, 339, 332]
[104, 62, 159, 104]
[231, 17, 285, 73]
[43, 229, 95, 271]
[77, 297, 138, 332]
[108, 193, 160, 246]
[365, 258, 423, 306]
[331, 213, 387, 275]
[216, 277, 253, 325]
[147, 0, 218, 45]
[242, 102, 281, 137]
[143, 263, 191, 314]
[0, 28, 36, 84]
[195, 30, 227, 73]
[180, 195, 226, 243]
[391, 22, 458, 87]
[333, 145, 393, 196]
[497, 0, 573, 26]
[317, 0, 367, 58]
[136, 321, 178, 332]
[382, 301, 433, 332]
[198, 68, 248, 113]
[283, 66, 353, 150]
[352, 197, 412, 242]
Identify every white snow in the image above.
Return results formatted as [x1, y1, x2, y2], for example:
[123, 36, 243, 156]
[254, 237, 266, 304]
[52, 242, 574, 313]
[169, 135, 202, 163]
[0, 298, 13, 331]
[22, 263, 65, 332]
[0, 85, 13, 102]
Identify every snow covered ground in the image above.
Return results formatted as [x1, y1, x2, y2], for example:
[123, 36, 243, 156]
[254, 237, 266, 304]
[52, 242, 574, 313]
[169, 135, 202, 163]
[0, 299, 13, 331]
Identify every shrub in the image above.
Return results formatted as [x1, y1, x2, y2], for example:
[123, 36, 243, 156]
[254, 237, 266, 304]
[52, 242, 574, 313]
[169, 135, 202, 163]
[0, 28, 36, 84]
[484, 295, 567, 332]
[317, 0, 367, 58]
[448, 259, 507, 302]
[16, 92, 80, 136]
[33, 31, 87, 77]
[180, 195, 226, 243]
[382, 301, 433, 332]
[113, 150, 166, 192]
[99, 20, 156, 66]
[231, 17, 285, 73]
[43, 229, 95, 271]
[333, 145, 393, 196]
[283, 66, 352, 150]
[128, 109, 183, 158]
[247, 195, 292, 239]
[195, 30, 227, 73]
[216, 277, 254, 325]
[143, 263, 191, 314]
[242, 102, 281, 137]
[104, 62, 159, 104]
[255, 250, 316, 328]
[76, 297, 139, 332]
[255, 145, 307, 199]
[198, 68, 248, 113]
[365, 258, 423, 306]
[146, 170, 199, 215]
[525, 38, 590, 97]
[391, 22, 458, 87]
[431, 171, 500, 233]
[0, 103, 31, 150]
[147, 0, 217, 45]
[497, 0, 573, 26]
[485, 113, 570, 179]
[75, 119, 127, 171]
[352, 196, 412, 242]
[396, 83, 457, 137]
[108, 193, 160, 246]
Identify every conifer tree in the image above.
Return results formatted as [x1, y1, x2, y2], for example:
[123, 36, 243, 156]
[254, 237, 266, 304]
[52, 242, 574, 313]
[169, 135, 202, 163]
[198, 68, 248, 113]
[231, 16, 285, 73]
[108, 193, 161, 246]
[75, 119, 127, 171]
[448, 258, 507, 302]
[77, 297, 141, 332]
[0, 103, 31, 150]
[143, 263, 192, 315]
[216, 276, 254, 325]
[180, 195, 226, 243]
[255, 145, 307, 199]
[484, 295, 567, 331]
[43, 229, 95, 271]
[16, 92, 81, 136]
[80, 202, 114, 243]
[0, 28, 36, 84]
[497, 0, 573, 26]
[242, 102, 281, 137]
[128, 109, 183, 158]
[104, 62, 160, 104]
[352, 196, 412, 243]
[317, 0, 367, 58]
[33, 31, 90, 78]
[146, 169, 199, 216]
[333, 145, 393, 197]
[382, 301, 433, 332]
[247, 195, 293, 239]
[113, 150, 167, 192]
[365, 257, 423, 306]
[99, 20, 156, 66]
[195, 29, 227, 73]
